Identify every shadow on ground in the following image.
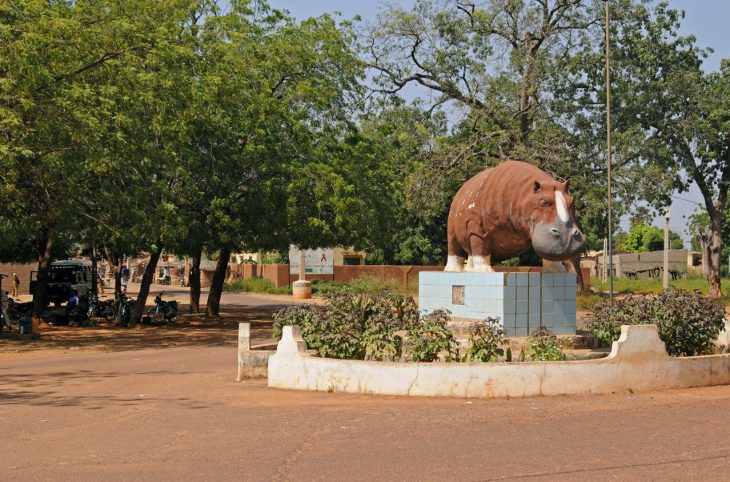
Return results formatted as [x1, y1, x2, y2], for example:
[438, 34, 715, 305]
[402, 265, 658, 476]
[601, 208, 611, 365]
[0, 303, 279, 356]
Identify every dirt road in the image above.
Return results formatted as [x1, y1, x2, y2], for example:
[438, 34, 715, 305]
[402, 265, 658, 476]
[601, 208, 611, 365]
[2, 343, 730, 481]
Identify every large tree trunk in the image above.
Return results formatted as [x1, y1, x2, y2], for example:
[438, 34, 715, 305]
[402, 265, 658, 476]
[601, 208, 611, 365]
[189, 246, 202, 314]
[103, 244, 123, 294]
[699, 228, 710, 278]
[130, 245, 163, 325]
[32, 235, 54, 319]
[206, 247, 230, 317]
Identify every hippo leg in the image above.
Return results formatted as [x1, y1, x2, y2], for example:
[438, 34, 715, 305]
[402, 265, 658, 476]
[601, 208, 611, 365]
[444, 255, 465, 272]
[465, 232, 494, 272]
[469, 255, 494, 272]
[542, 260, 567, 273]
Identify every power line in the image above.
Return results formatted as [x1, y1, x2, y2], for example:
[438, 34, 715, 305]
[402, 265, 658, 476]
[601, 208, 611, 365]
[670, 194, 703, 206]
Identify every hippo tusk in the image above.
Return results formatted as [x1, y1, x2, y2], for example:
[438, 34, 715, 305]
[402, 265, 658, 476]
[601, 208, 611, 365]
[555, 191, 569, 223]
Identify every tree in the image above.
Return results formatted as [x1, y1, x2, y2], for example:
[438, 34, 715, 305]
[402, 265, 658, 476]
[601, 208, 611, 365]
[618, 223, 683, 253]
[0, 0, 153, 316]
[599, 4, 728, 296]
[364, 0, 651, 268]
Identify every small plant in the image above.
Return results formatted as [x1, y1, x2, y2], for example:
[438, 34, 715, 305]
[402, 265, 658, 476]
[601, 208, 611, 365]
[586, 288, 725, 356]
[463, 317, 508, 362]
[405, 309, 460, 362]
[528, 326, 566, 361]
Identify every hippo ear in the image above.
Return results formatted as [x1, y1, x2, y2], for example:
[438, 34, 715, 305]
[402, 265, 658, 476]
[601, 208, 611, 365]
[533, 181, 541, 193]
[563, 180, 570, 194]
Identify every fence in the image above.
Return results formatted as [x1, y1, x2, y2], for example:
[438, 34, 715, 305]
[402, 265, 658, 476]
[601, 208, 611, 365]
[225, 263, 590, 291]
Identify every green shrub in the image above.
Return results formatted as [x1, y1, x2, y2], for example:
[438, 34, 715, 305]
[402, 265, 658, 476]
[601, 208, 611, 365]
[405, 309, 460, 362]
[586, 288, 725, 356]
[528, 326, 566, 361]
[272, 304, 323, 343]
[463, 317, 507, 362]
[273, 292, 420, 360]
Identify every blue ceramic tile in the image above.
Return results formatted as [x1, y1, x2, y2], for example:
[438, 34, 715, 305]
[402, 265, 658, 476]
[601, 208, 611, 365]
[516, 286, 529, 300]
[529, 286, 541, 300]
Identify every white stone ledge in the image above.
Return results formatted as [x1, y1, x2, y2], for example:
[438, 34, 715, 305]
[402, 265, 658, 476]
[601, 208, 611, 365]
[267, 325, 730, 398]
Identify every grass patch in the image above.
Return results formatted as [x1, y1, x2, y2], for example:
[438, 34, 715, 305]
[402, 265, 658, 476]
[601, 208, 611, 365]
[223, 278, 292, 295]
[312, 276, 401, 296]
[577, 292, 606, 310]
[590, 276, 730, 296]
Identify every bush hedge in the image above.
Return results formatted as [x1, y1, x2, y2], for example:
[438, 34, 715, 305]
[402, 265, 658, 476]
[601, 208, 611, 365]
[586, 288, 725, 356]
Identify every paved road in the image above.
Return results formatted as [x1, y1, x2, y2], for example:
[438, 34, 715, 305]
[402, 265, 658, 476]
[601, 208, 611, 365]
[2, 345, 730, 481]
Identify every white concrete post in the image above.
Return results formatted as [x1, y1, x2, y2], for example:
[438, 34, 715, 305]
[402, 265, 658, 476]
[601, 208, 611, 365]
[292, 247, 312, 299]
[237, 322, 251, 382]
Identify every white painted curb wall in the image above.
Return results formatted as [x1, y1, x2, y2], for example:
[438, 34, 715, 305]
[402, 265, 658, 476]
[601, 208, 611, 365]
[268, 325, 730, 398]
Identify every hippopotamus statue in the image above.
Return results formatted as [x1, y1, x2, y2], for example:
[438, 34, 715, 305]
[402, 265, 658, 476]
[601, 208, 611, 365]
[445, 160, 586, 273]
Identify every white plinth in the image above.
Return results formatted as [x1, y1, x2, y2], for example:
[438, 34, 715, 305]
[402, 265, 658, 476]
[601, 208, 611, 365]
[418, 271, 576, 336]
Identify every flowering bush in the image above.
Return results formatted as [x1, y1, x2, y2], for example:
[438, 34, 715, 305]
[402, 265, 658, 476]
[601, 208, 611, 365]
[528, 326, 565, 361]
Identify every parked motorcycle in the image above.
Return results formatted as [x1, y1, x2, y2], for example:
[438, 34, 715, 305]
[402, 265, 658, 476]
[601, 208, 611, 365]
[86, 292, 116, 322]
[114, 291, 133, 326]
[147, 291, 178, 323]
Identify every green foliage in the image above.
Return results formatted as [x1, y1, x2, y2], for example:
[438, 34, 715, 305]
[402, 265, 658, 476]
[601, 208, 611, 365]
[273, 293, 465, 362]
[528, 326, 566, 361]
[405, 309, 460, 362]
[618, 223, 683, 253]
[463, 317, 507, 362]
[591, 276, 730, 299]
[577, 292, 606, 310]
[272, 292, 420, 360]
[223, 279, 291, 295]
[586, 288, 726, 356]
[312, 276, 400, 297]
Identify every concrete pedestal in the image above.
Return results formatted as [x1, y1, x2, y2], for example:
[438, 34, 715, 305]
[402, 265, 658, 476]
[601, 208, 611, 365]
[418, 271, 576, 337]
[292, 280, 312, 299]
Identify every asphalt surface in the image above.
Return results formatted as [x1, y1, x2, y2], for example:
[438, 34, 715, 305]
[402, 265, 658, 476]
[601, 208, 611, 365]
[2, 343, 730, 481]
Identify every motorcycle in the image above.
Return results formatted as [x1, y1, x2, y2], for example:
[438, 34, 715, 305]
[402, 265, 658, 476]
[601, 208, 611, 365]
[147, 291, 178, 323]
[114, 291, 133, 326]
[86, 292, 116, 322]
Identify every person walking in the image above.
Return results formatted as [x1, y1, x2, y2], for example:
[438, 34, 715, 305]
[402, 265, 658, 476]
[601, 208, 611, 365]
[12, 272, 20, 298]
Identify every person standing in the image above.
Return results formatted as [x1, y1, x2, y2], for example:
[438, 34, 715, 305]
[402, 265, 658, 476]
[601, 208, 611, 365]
[12, 272, 20, 298]
[121, 265, 129, 293]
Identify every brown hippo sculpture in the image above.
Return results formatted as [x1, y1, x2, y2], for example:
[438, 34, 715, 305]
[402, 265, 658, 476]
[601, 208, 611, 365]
[445, 160, 586, 273]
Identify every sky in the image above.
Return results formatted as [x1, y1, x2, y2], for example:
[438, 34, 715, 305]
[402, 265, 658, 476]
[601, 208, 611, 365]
[268, 0, 729, 245]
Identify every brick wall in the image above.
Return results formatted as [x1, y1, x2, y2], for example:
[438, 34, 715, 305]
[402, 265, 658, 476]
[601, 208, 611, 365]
[0, 262, 36, 295]
[227, 263, 590, 291]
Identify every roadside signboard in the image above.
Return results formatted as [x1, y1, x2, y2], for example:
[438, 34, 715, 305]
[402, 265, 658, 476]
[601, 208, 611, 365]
[289, 246, 334, 275]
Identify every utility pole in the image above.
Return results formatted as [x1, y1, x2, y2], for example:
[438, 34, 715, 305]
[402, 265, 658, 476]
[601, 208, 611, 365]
[604, 0, 614, 306]
[663, 209, 670, 289]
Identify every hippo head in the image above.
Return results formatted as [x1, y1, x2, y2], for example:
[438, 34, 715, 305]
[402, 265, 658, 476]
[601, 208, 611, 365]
[529, 180, 587, 261]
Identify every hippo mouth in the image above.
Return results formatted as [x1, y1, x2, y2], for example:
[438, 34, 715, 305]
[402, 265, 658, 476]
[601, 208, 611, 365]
[531, 221, 587, 261]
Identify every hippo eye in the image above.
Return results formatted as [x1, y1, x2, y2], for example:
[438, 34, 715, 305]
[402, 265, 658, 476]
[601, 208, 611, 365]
[540, 198, 551, 207]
